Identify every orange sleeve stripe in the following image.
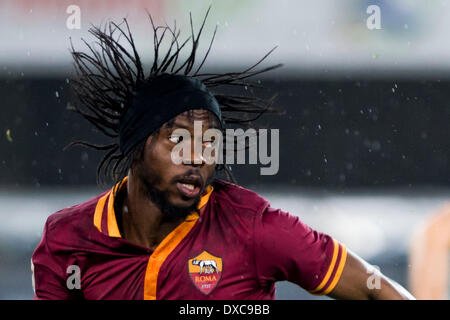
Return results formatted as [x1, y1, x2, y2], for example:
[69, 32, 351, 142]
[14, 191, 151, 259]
[321, 244, 347, 295]
[93, 192, 110, 232]
[310, 238, 339, 293]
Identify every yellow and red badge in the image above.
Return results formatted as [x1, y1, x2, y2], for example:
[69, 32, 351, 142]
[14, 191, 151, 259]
[188, 251, 223, 295]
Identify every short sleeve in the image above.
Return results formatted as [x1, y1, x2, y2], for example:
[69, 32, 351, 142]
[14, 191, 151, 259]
[254, 207, 347, 295]
[31, 218, 75, 300]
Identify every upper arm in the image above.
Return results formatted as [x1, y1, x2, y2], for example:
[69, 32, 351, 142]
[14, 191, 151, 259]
[254, 207, 414, 300]
[254, 207, 347, 295]
[31, 218, 74, 300]
[326, 249, 376, 299]
[328, 249, 414, 300]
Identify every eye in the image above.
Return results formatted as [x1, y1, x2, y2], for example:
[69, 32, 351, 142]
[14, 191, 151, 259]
[203, 139, 215, 148]
[169, 135, 184, 144]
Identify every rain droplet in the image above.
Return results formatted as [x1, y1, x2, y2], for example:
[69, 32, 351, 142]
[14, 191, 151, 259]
[372, 141, 381, 151]
[6, 129, 13, 142]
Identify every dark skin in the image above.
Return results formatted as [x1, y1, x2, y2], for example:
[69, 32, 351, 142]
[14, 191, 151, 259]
[329, 248, 414, 299]
[122, 109, 217, 251]
[120, 109, 414, 299]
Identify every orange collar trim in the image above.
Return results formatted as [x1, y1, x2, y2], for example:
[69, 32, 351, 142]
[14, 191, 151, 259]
[143, 185, 213, 299]
[93, 177, 213, 238]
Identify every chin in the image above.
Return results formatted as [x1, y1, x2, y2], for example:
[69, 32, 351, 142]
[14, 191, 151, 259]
[162, 195, 201, 221]
[171, 197, 198, 208]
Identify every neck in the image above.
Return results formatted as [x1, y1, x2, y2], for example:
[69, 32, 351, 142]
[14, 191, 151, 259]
[121, 173, 184, 250]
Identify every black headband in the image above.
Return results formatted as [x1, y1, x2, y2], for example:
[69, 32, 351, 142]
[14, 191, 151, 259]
[119, 74, 223, 154]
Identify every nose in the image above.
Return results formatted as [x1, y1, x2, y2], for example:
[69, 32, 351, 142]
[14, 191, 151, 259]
[189, 137, 206, 167]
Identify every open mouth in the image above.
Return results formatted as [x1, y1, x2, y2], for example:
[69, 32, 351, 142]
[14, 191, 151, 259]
[176, 175, 203, 199]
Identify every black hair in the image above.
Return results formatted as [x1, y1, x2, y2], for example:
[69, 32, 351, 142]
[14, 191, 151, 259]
[67, 8, 281, 187]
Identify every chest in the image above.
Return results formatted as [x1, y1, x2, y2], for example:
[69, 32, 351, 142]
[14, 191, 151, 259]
[153, 219, 272, 299]
[77, 253, 149, 299]
[77, 208, 272, 299]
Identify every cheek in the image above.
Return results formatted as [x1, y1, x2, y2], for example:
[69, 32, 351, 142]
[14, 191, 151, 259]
[203, 164, 216, 179]
[143, 141, 175, 180]
[145, 138, 173, 164]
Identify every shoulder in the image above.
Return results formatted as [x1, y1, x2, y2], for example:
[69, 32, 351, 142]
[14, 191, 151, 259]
[211, 180, 270, 216]
[211, 180, 309, 230]
[44, 191, 108, 241]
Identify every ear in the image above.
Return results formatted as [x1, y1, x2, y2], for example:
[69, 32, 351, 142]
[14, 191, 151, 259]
[130, 136, 154, 169]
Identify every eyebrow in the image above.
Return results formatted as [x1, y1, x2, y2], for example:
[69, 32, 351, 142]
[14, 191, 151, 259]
[171, 122, 191, 130]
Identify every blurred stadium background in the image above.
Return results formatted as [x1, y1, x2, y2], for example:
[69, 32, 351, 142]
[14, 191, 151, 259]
[1, 0, 450, 299]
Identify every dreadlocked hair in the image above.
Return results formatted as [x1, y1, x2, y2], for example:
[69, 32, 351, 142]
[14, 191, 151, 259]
[67, 7, 282, 188]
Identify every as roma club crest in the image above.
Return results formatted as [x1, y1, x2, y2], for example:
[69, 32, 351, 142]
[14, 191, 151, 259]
[188, 250, 223, 295]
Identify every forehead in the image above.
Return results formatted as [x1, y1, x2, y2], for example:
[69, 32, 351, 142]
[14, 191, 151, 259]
[163, 109, 221, 129]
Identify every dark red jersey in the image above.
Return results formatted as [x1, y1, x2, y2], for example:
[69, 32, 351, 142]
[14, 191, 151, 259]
[31, 178, 347, 299]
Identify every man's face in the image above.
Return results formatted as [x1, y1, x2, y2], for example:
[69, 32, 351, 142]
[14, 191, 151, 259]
[132, 109, 220, 218]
